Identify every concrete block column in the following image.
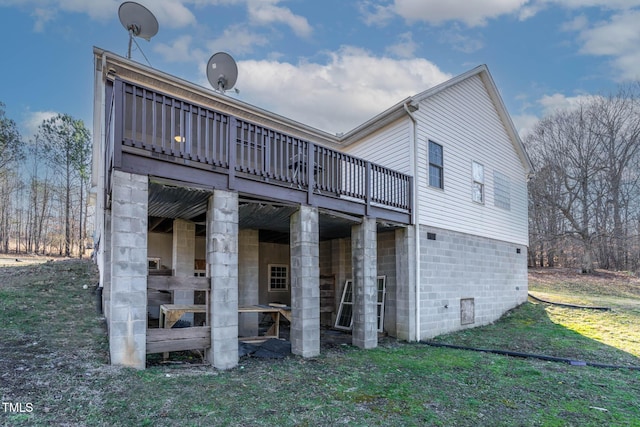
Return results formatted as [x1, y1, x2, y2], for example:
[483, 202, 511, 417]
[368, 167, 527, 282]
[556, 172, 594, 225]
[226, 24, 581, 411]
[395, 226, 417, 341]
[101, 210, 112, 319]
[238, 229, 259, 336]
[352, 217, 378, 349]
[207, 189, 239, 370]
[109, 170, 148, 369]
[172, 219, 196, 324]
[290, 205, 320, 357]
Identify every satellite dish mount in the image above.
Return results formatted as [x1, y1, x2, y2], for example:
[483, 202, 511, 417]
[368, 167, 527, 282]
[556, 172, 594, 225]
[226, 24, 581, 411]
[118, 1, 159, 60]
[207, 52, 239, 94]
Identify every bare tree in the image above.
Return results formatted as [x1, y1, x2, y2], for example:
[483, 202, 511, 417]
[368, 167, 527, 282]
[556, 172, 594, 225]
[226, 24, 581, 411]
[588, 86, 640, 270]
[0, 102, 23, 175]
[527, 84, 640, 272]
[0, 102, 23, 253]
[527, 104, 603, 272]
[37, 114, 91, 257]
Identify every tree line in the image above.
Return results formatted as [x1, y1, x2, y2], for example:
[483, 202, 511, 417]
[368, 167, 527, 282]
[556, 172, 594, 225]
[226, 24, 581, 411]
[526, 84, 640, 273]
[3, 83, 640, 270]
[0, 102, 91, 257]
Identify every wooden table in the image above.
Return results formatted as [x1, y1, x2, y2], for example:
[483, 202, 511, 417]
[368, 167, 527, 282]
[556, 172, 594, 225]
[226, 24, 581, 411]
[238, 305, 291, 341]
[159, 304, 207, 329]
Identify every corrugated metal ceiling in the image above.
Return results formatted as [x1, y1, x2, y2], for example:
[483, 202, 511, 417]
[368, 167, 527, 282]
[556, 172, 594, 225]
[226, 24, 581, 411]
[147, 181, 400, 242]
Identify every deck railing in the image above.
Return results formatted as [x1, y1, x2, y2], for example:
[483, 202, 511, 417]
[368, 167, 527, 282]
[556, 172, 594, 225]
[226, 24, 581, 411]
[108, 78, 412, 217]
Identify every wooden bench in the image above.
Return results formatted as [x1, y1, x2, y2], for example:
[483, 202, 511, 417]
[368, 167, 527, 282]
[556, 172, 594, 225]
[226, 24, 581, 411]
[146, 275, 211, 355]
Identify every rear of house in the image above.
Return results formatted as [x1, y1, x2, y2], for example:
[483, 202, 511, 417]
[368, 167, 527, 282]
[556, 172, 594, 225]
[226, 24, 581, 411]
[342, 66, 531, 339]
[91, 48, 530, 369]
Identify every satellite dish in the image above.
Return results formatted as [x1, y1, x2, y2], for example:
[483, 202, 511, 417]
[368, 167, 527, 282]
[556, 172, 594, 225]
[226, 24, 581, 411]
[118, 1, 159, 59]
[206, 52, 239, 93]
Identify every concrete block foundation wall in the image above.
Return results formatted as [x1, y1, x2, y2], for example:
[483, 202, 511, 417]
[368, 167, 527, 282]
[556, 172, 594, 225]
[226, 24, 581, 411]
[418, 225, 528, 339]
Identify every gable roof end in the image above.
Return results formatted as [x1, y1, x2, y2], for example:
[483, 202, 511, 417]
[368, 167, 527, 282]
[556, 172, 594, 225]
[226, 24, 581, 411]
[341, 64, 533, 175]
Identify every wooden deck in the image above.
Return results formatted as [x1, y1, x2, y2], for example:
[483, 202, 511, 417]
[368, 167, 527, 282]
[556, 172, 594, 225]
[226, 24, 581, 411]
[105, 78, 413, 224]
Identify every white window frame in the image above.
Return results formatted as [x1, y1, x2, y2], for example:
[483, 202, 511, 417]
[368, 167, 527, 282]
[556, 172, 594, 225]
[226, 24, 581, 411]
[268, 264, 289, 292]
[335, 276, 386, 332]
[472, 161, 484, 204]
[428, 140, 444, 189]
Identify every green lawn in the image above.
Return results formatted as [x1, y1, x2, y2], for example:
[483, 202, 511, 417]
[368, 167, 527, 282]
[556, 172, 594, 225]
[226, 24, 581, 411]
[1, 260, 639, 426]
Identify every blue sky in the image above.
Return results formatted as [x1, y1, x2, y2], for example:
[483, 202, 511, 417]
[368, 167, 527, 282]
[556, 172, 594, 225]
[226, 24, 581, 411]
[1, 0, 640, 141]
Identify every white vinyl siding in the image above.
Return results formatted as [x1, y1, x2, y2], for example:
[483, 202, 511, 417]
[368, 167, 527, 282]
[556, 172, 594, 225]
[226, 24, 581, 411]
[340, 119, 412, 175]
[413, 75, 528, 246]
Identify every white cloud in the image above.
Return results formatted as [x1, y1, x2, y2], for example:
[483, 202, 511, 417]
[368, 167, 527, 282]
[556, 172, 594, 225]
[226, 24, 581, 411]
[560, 14, 588, 32]
[143, 0, 196, 29]
[246, 0, 312, 37]
[536, 0, 640, 9]
[385, 32, 418, 58]
[0, 0, 196, 31]
[236, 46, 451, 133]
[21, 110, 58, 139]
[393, 0, 529, 27]
[358, 1, 396, 27]
[512, 113, 540, 140]
[515, 92, 598, 138]
[570, 10, 640, 81]
[31, 7, 56, 32]
[439, 25, 484, 53]
[206, 24, 270, 55]
[154, 35, 207, 63]
[538, 93, 593, 115]
[361, 0, 640, 28]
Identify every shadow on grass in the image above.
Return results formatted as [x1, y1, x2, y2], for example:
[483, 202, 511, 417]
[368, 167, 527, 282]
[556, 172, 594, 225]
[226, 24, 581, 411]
[431, 301, 640, 369]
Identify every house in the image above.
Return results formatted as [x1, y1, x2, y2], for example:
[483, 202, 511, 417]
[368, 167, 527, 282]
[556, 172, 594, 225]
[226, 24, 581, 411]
[91, 47, 532, 370]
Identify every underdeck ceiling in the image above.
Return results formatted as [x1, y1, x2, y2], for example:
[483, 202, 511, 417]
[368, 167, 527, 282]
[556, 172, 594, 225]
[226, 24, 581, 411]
[147, 181, 401, 243]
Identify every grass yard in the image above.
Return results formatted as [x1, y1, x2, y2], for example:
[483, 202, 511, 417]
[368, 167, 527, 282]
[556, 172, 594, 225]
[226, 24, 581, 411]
[1, 259, 639, 426]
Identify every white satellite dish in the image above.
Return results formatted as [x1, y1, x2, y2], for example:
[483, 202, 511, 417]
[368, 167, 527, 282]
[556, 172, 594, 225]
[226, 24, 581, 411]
[118, 1, 159, 59]
[206, 52, 239, 93]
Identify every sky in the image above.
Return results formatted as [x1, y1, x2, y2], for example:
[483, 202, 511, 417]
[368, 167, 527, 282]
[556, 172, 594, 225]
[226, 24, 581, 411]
[1, 0, 640, 142]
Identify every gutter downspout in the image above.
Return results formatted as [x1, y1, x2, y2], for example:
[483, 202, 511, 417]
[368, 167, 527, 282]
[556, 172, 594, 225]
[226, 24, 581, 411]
[403, 101, 420, 341]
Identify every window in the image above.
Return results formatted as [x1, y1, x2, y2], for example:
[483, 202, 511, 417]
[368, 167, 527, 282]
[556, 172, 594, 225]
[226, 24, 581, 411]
[268, 264, 289, 291]
[429, 141, 444, 189]
[494, 170, 511, 210]
[472, 161, 484, 203]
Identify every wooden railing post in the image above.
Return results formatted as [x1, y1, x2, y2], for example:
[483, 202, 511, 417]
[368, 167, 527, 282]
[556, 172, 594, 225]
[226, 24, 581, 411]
[228, 116, 237, 190]
[113, 78, 124, 169]
[307, 141, 315, 205]
[408, 175, 414, 224]
[365, 160, 371, 216]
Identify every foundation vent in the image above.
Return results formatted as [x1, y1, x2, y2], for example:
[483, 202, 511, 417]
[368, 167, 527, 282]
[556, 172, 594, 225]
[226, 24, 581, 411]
[460, 298, 475, 325]
[427, 232, 437, 241]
